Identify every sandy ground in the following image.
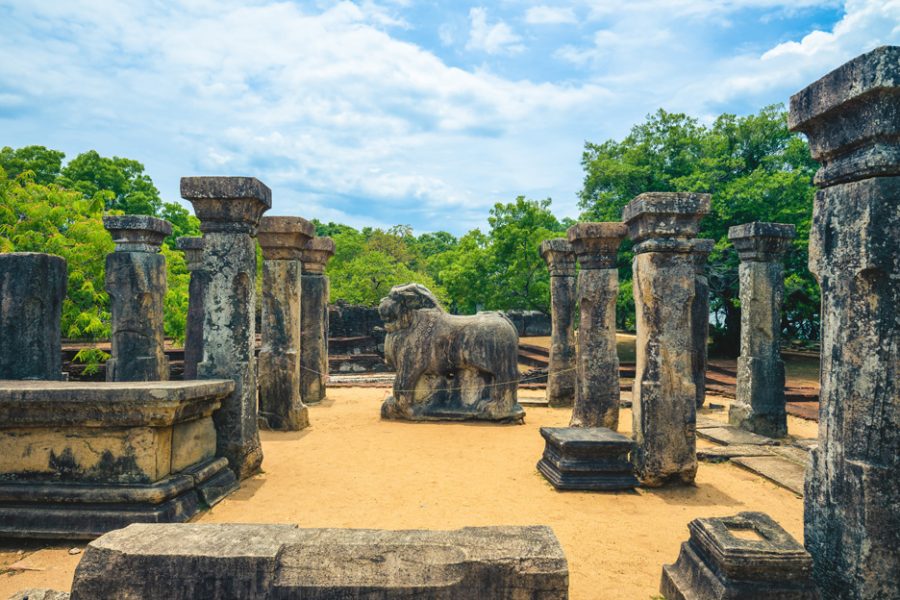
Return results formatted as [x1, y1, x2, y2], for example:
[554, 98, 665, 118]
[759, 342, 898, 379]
[1, 387, 814, 600]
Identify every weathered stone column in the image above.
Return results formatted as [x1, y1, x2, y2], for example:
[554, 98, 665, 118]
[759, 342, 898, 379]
[727, 222, 796, 438]
[0, 253, 67, 380]
[623, 192, 713, 487]
[181, 177, 271, 480]
[175, 237, 206, 380]
[692, 243, 711, 408]
[103, 215, 172, 382]
[300, 237, 335, 404]
[539, 238, 577, 408]
[258, 216, 315, 430]
[566, 223, 627, 429]
[788, 46, 900, 598]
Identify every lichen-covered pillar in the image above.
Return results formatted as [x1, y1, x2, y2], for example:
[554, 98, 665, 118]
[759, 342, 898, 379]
[300, 237, 335, 404]
[258, 216, 315, 431]
[175, 237, 206, 380]
[103, 215, 172, 382]
[727, 222, 796, 438]
[788, 46, 900, 598]
[539, 238, 577, 408]
[565, 223, 627, 429]
[0, 253, 67, 380]
[623, 192, 713, 487]
[692, 244, 710, 408]
[181, 177, 271, 480]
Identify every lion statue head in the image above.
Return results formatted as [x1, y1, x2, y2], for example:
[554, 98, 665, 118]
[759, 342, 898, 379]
[378, 283, 443, 332]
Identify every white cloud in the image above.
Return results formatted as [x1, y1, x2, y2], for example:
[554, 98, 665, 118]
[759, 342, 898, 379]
[525, 6, 577, 25]
[465, 7, 525, 55]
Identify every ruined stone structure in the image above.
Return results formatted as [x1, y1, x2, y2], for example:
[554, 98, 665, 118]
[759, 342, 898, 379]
[175, 237, 205, 380]
[103, 215, 172, 382]
[566, 222, 627, 429]
[0, 253, 66, 380]
[789, 46, 900, 598]
[0, 379, 238, 538]
[379, 283, 524, 422]
[624, 192, 713, 487]
[728, 222, 796, 438]
[661, 512, 816, 599]
[540, 238, 577, 408]
[692, 242, 711, 408]
[300, 236, 334, 404]
[181, 176, 270, 480]
[69, 523, 568, 599]
[537, 427, 638, 491]
[257, 216, 315, 431]
[504, 310, 552, 337]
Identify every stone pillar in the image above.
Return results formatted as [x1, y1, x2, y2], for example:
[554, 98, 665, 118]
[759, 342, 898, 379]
[175, 237, 206, 380]
[181, 177, 271, 480]
[692, 243, 711, 408]
[0, 253, 67, 380]
[539, 238, 577, 408]
[788, 46, 900, 598]
[300, 237, 335, 404]
[103, 215, 172, 382]
[565, 223, 627, 429]
[257, 216, 315, 431]
[623, 192, 713, 487]
[727, 222, 796, 438]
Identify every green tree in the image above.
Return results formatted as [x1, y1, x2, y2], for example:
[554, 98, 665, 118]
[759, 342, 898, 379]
[59, 150, 163, 215]
[579, 105, 818, 353]
[0, 145, 65, 185]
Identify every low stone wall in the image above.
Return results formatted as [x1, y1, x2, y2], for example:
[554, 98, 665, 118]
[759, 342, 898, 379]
[69, 523, 569, 599]
[504, 310, 552, 337]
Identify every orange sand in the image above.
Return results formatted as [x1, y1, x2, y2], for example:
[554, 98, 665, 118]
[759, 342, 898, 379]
[0, 388, 810, 600]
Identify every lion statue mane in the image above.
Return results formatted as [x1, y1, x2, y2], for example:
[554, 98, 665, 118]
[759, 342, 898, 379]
[378, 283, 524, 423]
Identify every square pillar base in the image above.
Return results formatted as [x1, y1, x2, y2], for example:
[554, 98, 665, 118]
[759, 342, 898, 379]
[536, 427, 638, 491]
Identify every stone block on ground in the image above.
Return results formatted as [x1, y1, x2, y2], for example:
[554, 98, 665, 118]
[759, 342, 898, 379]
[697, 445, 776, 463]
[69, 523, 569, 600]
[731, 456, 806, 496]
[696, 426, 779, 447]
[537, 427, 638, 491]
[661, 511, 816, 600]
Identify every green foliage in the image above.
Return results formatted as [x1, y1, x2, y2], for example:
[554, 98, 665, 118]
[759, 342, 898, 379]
[59, 150, 163, 215]
[579, 105, 819, 351]
[0, 145, 65, 185]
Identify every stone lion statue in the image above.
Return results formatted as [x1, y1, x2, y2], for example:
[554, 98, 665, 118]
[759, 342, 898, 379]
[378, 283, 524, 423]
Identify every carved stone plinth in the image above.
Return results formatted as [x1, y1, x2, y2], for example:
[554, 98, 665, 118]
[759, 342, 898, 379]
[103, 215, 172, 382]
[536, 427, 638, 491]
[728, 222, 796, 438]
[566, 223, 627, 429]
[69, 524, 568, 599]
[789, 45, 900, 598]
[0, 379, 238, 539]
[175, 237, 206, 380]
[258, 216, 315, 430]
[624, 192, 713, 487]
[540, 238, 577, 408]
[661, 512, 816, 600]
[181, 176, 270, 480]
[300, 237, 334, 404]
[0, 253, 66, 380]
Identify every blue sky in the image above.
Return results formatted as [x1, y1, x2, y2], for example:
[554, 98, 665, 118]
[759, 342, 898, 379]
[1, 1, 898, 234]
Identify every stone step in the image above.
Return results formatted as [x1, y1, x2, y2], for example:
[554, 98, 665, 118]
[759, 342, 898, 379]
[731, 456, 806, 496]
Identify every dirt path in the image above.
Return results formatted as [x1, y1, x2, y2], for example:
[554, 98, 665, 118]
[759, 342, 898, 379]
[0, 387, 811, 600]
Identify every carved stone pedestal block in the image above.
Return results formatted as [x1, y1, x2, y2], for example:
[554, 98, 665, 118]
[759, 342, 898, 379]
[537, 427, 638, 491]
[661, 512, 816, 600]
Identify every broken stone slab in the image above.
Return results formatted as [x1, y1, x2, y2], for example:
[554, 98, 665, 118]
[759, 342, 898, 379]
[0, 379, 238, 538]
[697, 445, 776, 464]
[661, 511, 816, 600]
[0, 253, 67, 380]
[696, 426, 779, 447]
[69, 523, 569, 599]
[537, 427, 638, 491]
[731, 456, 805, 496]
[696, 415, 725, 429]
[791, 438, 817, 452]
[770, 446, 811, 467]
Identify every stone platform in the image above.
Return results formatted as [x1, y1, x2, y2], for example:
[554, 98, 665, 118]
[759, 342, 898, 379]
[660, 511, 816, 599]
[537, 427, 638, 491]
[0, 380, 239, 539]
[68, 523, 569, 599]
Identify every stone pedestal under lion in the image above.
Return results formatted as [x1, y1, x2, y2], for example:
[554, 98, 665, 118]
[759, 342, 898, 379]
[378, 284, 525, 423]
